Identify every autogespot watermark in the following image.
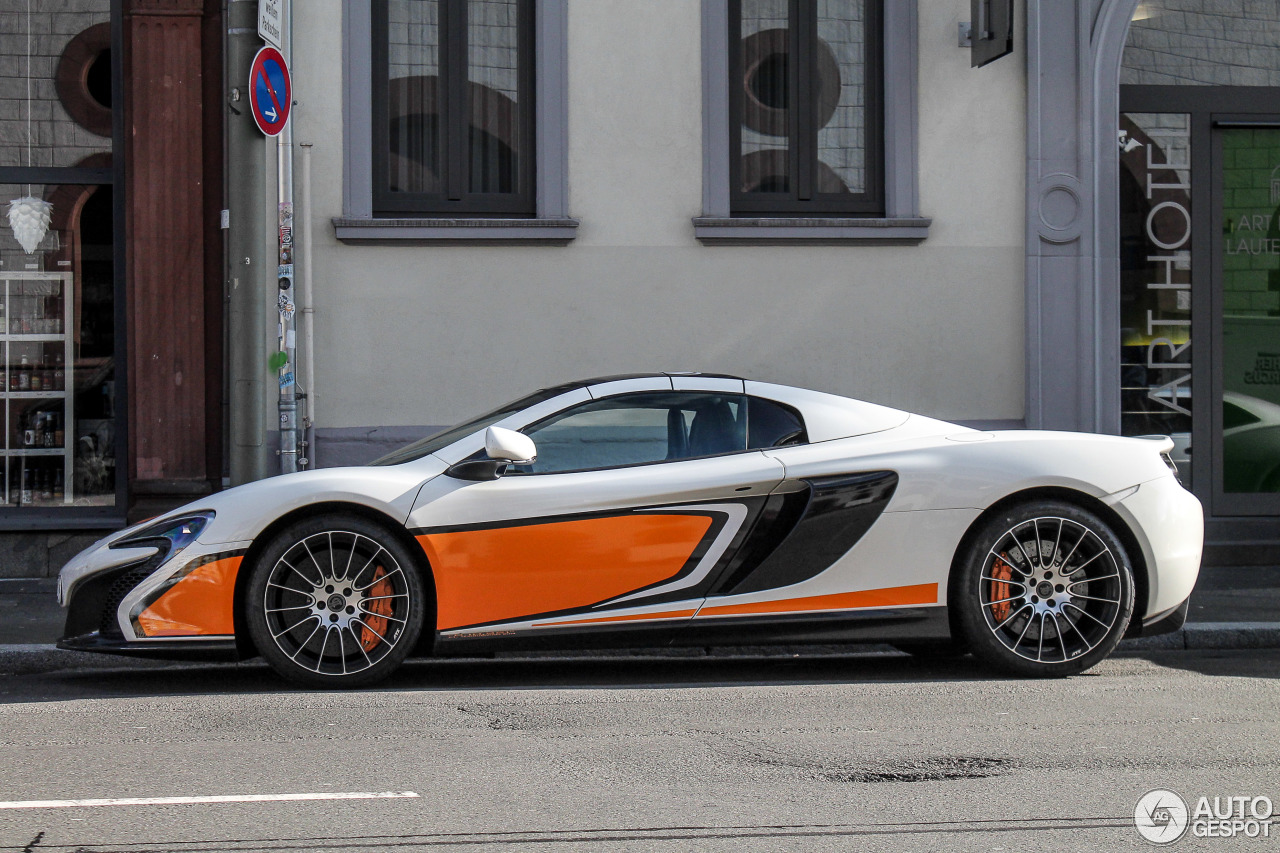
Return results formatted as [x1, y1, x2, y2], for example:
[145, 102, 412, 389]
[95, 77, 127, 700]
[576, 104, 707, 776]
[1134, 789, 1274, 844]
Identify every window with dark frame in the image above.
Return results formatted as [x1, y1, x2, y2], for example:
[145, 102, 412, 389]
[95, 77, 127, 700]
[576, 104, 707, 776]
[371, 0, 535, 216]
[730, 0, 883, 215]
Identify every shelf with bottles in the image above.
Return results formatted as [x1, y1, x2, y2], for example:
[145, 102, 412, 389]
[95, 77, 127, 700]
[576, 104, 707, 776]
[5, 344, 68, 396]
[3, 405, 70, 506]
[0, 273, 75, 508]
[1, 273, 71, 399]
[9, 406, 68, 449]
[7, 457, 68, 508]
[0, 275, 67, 339]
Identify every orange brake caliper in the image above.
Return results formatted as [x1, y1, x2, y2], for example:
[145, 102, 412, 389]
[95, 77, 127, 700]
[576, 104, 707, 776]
[990, 554, 1014, 622]
[360, 566, 394, 652]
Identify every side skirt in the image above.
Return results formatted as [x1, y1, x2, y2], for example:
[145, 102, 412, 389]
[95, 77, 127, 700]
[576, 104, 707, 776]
[433, 606, 952, 656]
[672, 606, 951, 648]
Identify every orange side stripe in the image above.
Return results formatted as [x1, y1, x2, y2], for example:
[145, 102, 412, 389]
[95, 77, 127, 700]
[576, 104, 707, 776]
[533, 608, 698, 628]
[697, 583, 939, 618]
[419, 513, 713, 631]
[136, 556, 242, 637]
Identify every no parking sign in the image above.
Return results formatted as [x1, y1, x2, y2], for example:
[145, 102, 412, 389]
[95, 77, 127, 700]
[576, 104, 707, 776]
[249, 46, 291, 136]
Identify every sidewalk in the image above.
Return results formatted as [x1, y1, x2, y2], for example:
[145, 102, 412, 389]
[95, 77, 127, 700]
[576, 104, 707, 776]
[2, 566, 1278, 674]
[0, 578, 62, 645]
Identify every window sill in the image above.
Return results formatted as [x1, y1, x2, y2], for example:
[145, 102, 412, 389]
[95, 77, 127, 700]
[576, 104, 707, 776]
[692, 216, 931, 245]
[332, 217, 580, 245]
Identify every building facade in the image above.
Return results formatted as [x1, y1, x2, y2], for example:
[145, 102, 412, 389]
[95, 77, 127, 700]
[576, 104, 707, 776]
[0, 0, 1277, 578]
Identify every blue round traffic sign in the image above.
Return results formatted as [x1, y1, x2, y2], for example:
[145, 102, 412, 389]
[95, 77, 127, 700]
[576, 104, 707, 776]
[249, 46, 291, 136]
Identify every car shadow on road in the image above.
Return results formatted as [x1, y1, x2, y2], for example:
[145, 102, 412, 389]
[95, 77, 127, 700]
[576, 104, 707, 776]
[7, 649, 1273, 704]
[0, 651, 1010, 703]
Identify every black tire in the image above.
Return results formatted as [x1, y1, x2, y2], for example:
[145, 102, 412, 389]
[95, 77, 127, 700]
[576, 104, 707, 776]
[952, 500, 1134, 677]
[246, 513, 427, 688]
[891, 641, 969, 659]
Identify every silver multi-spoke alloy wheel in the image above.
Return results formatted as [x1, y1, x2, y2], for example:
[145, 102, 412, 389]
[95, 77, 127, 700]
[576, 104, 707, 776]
[980, 517, 1122, 662]
[264, 531, 410, 673]
[954, 501, 1134, 677]
[247, 514, 426, 687]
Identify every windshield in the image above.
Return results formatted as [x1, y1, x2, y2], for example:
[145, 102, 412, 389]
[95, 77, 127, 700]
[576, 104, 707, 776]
[369, 384, 581, 466]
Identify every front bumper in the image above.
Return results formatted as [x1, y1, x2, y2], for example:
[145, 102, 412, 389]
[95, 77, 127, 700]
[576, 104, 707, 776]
[60, 550, 172, 643]
[57, 633, 240, 660]
[58, 534, 249, 649]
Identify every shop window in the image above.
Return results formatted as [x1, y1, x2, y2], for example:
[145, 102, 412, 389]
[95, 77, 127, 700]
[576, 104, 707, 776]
[337, 0, 576, 243]
[0, 1, 122, 522]
[0, 181, 118, 512]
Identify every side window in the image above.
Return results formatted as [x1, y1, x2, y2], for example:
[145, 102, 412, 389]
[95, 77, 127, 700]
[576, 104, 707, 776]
[515, 393, 749, 474]
[747, 396, 807, 448]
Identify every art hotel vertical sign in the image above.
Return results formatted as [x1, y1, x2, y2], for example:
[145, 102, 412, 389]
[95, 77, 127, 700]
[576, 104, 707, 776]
[1119, 114, 1193, 440]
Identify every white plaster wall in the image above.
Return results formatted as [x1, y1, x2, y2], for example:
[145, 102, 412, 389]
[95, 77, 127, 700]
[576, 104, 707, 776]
[288, 0, 1027, 431]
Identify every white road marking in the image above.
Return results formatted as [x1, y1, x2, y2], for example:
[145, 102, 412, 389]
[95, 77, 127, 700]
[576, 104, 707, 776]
[0, 791, 419, 811]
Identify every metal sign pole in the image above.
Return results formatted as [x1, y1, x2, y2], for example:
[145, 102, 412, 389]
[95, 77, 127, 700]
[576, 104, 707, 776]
[228, 0, 269, 486]
[275, 0, 298, 474]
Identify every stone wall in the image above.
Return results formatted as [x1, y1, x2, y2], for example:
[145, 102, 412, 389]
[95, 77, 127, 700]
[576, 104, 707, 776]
[1122, 0, 1280, 86]
[0, 0, 111, 170]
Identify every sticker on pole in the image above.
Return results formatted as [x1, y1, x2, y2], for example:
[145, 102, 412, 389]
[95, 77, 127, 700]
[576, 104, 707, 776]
[249, 46, 291, 136]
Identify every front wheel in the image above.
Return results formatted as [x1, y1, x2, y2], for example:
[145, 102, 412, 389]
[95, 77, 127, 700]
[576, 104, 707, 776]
[246, 513, 427, 688]
[953, 501, 1134, 677]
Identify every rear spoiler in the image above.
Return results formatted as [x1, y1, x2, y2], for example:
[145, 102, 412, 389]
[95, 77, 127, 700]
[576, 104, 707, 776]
[1133, 434, 1176, 454]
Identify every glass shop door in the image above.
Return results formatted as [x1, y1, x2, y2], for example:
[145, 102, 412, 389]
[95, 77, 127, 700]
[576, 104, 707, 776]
[1212, 122, 1280, 516]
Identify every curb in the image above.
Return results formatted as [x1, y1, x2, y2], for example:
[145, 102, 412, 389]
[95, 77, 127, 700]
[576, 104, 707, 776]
[1, 623, 1278, 677]
[1119, 622, 1280, 651]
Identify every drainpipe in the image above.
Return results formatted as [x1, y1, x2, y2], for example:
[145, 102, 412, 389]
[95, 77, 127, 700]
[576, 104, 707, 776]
[225, 0, 269, 484]
[298, 142, 317, 469]
[276, 0, 299, 474]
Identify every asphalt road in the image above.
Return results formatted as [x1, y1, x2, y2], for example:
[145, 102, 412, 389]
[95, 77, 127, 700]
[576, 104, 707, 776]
[0, 650, 1277, 852]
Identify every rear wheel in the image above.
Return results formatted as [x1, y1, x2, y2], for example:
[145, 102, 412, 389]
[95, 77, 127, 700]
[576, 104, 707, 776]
[953, 501, 1134, 677]
[246, 513, 426, 688]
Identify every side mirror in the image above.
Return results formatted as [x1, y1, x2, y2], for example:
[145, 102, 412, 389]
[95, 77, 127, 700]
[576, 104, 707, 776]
[445, 459, 507, 481]
[484, 426, 536, 465]
[444, 427, 537, 482]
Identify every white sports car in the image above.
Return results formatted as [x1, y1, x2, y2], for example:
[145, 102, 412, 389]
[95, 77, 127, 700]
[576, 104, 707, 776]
[57, 374, 1203, 686]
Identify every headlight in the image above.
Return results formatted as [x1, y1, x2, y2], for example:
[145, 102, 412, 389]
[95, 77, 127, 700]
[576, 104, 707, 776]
[110, 512, 214, 564]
